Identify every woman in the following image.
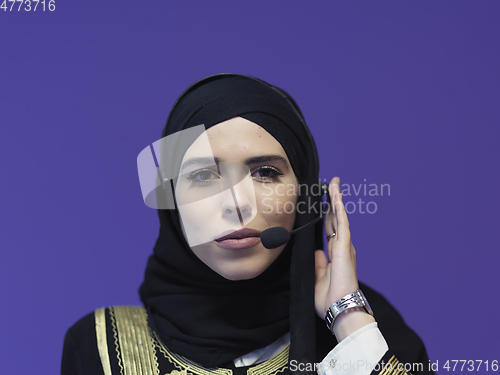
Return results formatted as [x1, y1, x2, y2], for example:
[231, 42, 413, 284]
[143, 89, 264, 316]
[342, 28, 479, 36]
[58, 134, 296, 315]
[61, 74, 433, 375]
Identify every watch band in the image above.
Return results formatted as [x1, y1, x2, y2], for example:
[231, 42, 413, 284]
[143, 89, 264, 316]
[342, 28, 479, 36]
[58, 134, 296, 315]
[325, 289, 374, 334]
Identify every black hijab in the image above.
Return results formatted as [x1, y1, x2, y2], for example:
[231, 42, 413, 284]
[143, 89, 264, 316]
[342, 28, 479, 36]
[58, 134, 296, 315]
[139, 74, 324, 373]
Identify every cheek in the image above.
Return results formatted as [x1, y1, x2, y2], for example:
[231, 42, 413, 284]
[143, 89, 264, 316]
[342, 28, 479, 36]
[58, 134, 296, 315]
[255, 183, 298, 227]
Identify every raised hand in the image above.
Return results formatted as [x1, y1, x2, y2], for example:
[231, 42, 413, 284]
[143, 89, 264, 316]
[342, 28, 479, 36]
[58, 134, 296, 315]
[314, 177, 375, 341]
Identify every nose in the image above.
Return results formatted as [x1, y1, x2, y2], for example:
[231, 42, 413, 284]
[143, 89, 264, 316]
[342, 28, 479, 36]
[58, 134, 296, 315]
[221, 183, 255, 224]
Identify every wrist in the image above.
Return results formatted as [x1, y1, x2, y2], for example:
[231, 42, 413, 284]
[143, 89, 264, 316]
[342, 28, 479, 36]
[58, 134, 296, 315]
[332, 307, 376, 341]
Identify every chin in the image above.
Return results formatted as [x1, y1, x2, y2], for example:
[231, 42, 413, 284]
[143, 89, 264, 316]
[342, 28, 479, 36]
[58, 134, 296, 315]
[221, 270, 265, 281]
[211, 259, 269, 281]
[192, 242, 284, 281]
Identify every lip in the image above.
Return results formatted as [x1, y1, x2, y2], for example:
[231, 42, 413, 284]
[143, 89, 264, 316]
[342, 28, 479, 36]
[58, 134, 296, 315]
[216, 228, 262, 241]
[215, 228, 262, 250]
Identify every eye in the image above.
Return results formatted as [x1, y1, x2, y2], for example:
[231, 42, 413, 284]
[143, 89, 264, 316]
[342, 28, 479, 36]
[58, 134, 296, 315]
[187, 169, 220, 186]
[251, 166, 283, 182]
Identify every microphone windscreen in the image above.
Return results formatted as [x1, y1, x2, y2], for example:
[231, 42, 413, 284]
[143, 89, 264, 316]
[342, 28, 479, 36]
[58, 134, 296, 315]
[260, 227, 291, 249]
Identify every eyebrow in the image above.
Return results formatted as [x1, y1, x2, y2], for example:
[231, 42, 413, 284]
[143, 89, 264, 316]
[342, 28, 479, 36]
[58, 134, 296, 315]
[244, 155, 290, 168]
[180, 155, 290, 171]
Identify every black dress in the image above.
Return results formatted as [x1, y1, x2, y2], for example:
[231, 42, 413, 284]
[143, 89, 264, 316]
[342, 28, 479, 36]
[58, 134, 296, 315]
[61, 282, 434, 375]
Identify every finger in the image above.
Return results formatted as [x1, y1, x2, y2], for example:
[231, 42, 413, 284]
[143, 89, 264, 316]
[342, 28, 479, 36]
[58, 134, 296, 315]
[325, 177, 339, 236]
[315, 250, 328, 283]
[329, 177, 350, 242]
[324, 203, 335, 239]
[333, 191, 351, 243]
[328, 177, 342, 233]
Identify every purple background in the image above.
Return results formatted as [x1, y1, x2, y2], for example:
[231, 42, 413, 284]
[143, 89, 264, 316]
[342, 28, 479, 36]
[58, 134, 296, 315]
[1, 1, 499, 373]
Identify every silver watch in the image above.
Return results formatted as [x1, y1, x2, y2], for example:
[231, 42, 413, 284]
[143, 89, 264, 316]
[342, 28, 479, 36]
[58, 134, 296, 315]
[325, 289, 374, 334]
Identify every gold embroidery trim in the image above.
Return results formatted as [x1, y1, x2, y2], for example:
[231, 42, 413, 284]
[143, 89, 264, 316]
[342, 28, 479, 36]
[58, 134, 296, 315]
[110, 307, 124, 375]
[113, 306, 160, 375]
[95, 307, 113, 375]
[378, 355, 413, 375]
[153, 330, 289, 375]
[246, 343, 289, 375]
[152, 330, 231, 375]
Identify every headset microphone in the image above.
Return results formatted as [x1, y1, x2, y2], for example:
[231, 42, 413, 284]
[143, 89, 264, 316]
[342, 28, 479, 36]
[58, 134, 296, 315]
[260, 183, 331, 249]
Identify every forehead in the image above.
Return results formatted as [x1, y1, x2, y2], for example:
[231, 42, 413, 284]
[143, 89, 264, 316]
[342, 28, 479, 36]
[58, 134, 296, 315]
[185, 117, 288, 162]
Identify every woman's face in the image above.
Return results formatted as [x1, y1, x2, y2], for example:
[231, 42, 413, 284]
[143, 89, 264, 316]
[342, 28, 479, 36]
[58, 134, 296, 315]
[174, 117, 299, 280]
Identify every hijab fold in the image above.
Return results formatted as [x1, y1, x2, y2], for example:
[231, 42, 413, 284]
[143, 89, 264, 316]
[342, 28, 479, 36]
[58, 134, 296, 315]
[139, 74, 323, 373]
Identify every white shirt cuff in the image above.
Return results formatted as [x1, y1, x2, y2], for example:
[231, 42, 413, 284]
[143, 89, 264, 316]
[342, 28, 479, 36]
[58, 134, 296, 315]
[317, 323, 388, 375]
